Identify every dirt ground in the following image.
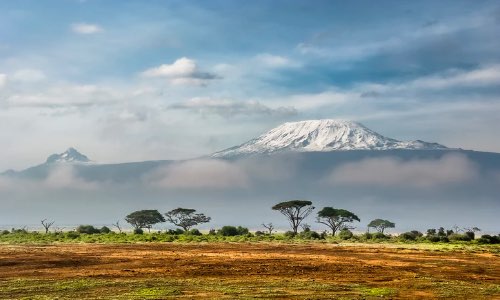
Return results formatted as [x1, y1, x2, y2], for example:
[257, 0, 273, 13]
[0, 243, 498, 299]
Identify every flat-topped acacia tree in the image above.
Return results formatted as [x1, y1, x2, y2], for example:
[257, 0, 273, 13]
[272, 200, 314, 235]
[317, 207, 360, 236]
[165, 208, 211, 231]
[367, 219, 395, 234]
[125, 210, 165, 232]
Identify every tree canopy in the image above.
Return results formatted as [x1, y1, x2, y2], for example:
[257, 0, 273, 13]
[367, 219, 395, 233]
[316, 207, 360, 236]
[165, 208, 211, 231]
[272, 200, 314, 235]
[125, 210, 165, 232]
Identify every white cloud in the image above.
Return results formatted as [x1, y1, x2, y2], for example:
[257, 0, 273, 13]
[170, 97, 297, 117]
[147, 159, 249, 189]
[44, 165, 97, 190]
[0, 166, 97, 191]
[255, 54, 297, 68]
[328, 153, 478, 187]
[357, 65, 500, 97]
[142, 57, 197, 77]
[11, 69, 46, 82]
[410, 65, 500, 89]
[71, 23, 103, 34]
[0, 74, 6, 88]
[141, 57, 218, 86]
[5, 84, 120, 108]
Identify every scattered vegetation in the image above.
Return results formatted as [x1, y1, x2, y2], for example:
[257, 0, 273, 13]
[0, 201, 497, 246]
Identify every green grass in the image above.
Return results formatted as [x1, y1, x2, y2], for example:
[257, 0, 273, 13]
[0, 231, 498, 254]
[359, 287, 397, 297]
[0, 278, 395, 299]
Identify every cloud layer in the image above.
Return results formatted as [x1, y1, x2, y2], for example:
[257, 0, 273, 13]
[328, 153, 478, 187]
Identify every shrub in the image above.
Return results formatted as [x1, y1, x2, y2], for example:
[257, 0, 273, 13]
[410, 230, 423, 238]
[188, 229, 202, 236]
[134, 228, 144, 235]
[439, 236, 450, 243]
[399, 232, 417, 241]
[372, 232, 388, 239]
[478, 234, 500, 244]
[65, 231, 80, 239]
[284, 231, 295, 238]
[100, 226, 111, 234]
[448, 233, 471, 242]
[236, 226, 249, 235]
[464, 231, 475, 240]
[1, 230, 9, 235]
[76, 225, 101, 234]
[217, 226, 249, 236]
[360, 232, 372, 240]
[298, 230, 321, 240]
[208, 229, 216, 235]
[338, 229, 353, 240]
[255, 231, 265, 236]
[218, 226, 238, 236]
[167, 229, 184, 235]
[427, 236, 440, 242]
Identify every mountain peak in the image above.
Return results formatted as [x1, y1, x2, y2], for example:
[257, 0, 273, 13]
[212, 119, 447, 157]
[46, 147, 91, 164]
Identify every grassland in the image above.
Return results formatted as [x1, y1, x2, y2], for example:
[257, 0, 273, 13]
[0, 237, 498, 299]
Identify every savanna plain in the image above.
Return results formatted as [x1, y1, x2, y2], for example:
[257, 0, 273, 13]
[0, 239, 499, 299]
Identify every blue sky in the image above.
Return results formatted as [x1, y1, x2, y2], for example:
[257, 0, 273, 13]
[1, 0, 500, 169]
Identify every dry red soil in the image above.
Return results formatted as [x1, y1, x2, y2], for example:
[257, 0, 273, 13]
[0, 243, 498, 299]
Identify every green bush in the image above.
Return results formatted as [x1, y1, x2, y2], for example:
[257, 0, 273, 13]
[427, 236, 440, 242]
[284, 231, 295, 238]
[100, 226, 111, 234]
[338, 229, 353, 240]
[399, 231, 423, 241]
[360, 232, 372, 240]
[298, 230, 322, 240]
[1, 230, 10, 235]
[477, 234, 500, 244]
[188, 229, 202, 236]
[167, 229, 184, 235]
[464, 231, 475, 240]
[65, 231, 80, 239]
[439, 236, 449, 243]
[217, 226, 249, 236]
[372, 232, 388, 239]
[448, 233, 471, 242]
[134, 228, 144, 235]
[76, 225, 101, 234]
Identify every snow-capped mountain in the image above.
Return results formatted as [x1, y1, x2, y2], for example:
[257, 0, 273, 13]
[212, 119, 447, 157]
[45, 147, 91, 164]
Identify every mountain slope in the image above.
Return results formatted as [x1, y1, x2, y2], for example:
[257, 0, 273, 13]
[212, 119, 447, 158]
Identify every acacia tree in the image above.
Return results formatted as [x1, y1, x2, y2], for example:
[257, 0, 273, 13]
[112, 220, 122, 233]
[262, 223, 275, 235]
[41, 219, 55, 234]
[164, 208, 211, 231]
[272, 200, 314, 235]
[125, 210, 165, 232]
[316, 207, 360, 236]
[367, 219, 395, 234]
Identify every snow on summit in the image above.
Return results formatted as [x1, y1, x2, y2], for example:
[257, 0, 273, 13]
[212, 119, 447, 157]
[46, 147, 91, 164]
